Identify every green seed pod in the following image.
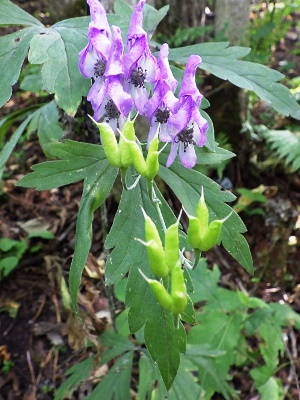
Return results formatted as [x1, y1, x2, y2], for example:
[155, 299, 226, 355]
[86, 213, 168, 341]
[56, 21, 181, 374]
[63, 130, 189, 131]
[128, 140, 147, 176]
[138, 269, 173, 310]
[145, 133, 159, 179]
[164, 222, 180, 272]
[187, 215, 202, 249]
[119, 118, 135, 168]
[198, 218, 224, 251]
[196, 187, 209, 234]
[171, 263, 186, 296]
[171, 291, 188, 314]
[144, 240, 169, 278]
[141, 209, 169, 277]
[95, 121, 121, 167]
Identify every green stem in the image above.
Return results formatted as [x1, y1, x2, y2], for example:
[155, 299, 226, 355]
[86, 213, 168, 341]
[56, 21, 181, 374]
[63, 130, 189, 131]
[193, 249, 202, 270]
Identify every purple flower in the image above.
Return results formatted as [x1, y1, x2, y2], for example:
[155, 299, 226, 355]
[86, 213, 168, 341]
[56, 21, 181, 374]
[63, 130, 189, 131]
[78, 0, 111, 80]
[144, 44, 178, 145]
[123, 0, 158, 114]
[88, 26, 133, 130]
[165, 55, 208, 168]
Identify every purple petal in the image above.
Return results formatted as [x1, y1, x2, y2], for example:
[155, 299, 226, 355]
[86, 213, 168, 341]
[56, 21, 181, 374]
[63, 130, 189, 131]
[108, 76, 133, 116]
[88, 0, 111, 38]
[78, 43, 98, 78]
[130, 84, 149, 114]
[166, 141, 179, 167]
[89, 27, 111, 60]
[178, 55, 203, 105]
[179, 142, 197, 168]
[158, 43, 177, 92]
[105, 26, 124, 76]
[167, 96, 193, 138]
[192, 108, 208, 146]
[123, 36, 145, 78]
[87, 77, 107, 111]
[159, 122, 172, 143]
[127, 0, 146, 48]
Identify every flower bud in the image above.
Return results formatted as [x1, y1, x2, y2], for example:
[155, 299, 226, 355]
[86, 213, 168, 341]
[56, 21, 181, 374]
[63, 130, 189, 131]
[119, 118, 135, 168]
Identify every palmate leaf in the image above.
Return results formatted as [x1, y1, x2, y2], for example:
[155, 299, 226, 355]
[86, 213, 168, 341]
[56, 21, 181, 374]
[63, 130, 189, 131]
[105, 178, 187, 388]
[168, 42, 300, 119]
[86, 352, 133, 400]
[0, 0, 43, 26]
[28, 19, 90, 115]
[16, 140, 106, 190]
[0, 26, 42, 108]
[158, 155, 253, 274]
[26, 100, 64, 153]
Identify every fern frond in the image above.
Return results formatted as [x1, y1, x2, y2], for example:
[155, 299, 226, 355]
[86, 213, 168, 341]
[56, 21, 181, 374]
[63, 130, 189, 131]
[263, 129, 300, 172]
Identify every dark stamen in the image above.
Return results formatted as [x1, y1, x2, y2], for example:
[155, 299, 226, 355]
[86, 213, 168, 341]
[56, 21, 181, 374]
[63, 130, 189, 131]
[94, 59, 107, 78]
[104, 100, 120, 123]
[155, 107, 170, 124]
[130, 66, 147, 88]
[175, 125, 195, 151]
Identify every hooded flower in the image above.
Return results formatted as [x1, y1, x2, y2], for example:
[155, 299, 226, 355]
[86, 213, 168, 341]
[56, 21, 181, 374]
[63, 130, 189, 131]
[123, 0, 158, 114]
[165, 55, 208, 168]
[78, 0, 111, 80]
[144, 44, 178, 146]
[88, 26, 133, 130]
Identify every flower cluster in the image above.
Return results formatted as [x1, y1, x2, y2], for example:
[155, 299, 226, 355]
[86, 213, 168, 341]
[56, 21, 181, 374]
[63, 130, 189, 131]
[79, 0, 208, 168]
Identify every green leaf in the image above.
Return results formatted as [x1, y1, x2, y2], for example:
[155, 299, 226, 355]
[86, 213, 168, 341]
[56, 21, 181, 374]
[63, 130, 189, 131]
[86, 352, 133, 400]
[0, 114, 34, 178]
[143, 3, 169, 37]
[168, 355, 202, 400]
[263, 129, 300, 172]
[0, 0, 43, 26]
[137, 353, 166, 400]
[54, 357, 94, 400]
[168, 42, 300, 119]
[16, 140, 106, 190]
[0, 26, 42, 108]
[69, 163, 118, 311]
[144, 309, 186, 390]
[258, 377, 282, 400]
[105, 178, 176, 286]
[26, 100, 64, 153]
[158, 157, 254, 274]
[195, 145, 235, 166]
[100, 330, 135, 365]
[28, 19, 90, 115]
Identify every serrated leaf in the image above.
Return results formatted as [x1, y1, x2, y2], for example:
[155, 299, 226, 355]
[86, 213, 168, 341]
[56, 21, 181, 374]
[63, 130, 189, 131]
[28, 20, 90, 115]
[0, 26, 42, 108]
[158, 157, 253, 274]
[69, 163, 118, 311]
[105, 178, 176, 286]
[100, 330, 135, 365]
[168, 42, 300, 119]
[86, 352, 133, 400]
[26, 100, 64, 153]
[0, 0, 43, 26]
[195, 145, 235, 166]
[54, 358, 94, 400]
[137, 353, 167, 400]
[263, 129, 300, 172]
[0, 114, 34, 178]
[144, 309, 186, 390]
[16, 140, 106, 190]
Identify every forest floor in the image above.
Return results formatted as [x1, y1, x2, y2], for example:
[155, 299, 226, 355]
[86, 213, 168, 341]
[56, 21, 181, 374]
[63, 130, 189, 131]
[1, 2, 300, 400]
